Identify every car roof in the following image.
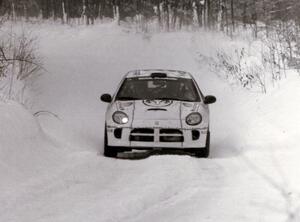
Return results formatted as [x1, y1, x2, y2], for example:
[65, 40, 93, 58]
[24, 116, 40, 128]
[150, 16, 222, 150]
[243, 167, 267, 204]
[125, 69, 193, 79]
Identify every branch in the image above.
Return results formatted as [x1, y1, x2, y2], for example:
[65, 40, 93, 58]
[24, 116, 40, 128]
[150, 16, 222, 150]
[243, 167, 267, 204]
[0, 47, 7, 61]
[0, 58, 44, 70]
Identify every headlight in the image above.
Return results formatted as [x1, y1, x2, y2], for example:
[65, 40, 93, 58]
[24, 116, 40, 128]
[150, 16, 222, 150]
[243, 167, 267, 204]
[186, 112, 202, 126]
[112, 111, 129, 124]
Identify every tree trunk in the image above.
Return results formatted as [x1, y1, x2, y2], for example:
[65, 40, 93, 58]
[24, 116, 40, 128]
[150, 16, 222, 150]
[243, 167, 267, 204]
[225, 1, 229, 35]
[242, 2, 247, 29]
[166, 2, 170, 31]
[11, 2, 16, 22]
[207, 0, 211, 28]
[172, 4, 177, 29]
[23, 3, 28, 21]
[111, 0, 120, 25]
[230, 0, 235, 36]
[62, 1, 68, 24]
[156, 1, 161, 28]
[192, 1, 198, 28]
[218, 0, 223, 31]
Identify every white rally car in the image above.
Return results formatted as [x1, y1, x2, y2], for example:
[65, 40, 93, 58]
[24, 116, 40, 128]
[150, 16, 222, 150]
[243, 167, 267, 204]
[100, 70, 216, 158]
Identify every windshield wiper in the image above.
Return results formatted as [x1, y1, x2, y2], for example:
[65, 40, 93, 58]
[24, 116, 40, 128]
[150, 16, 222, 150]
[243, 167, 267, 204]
[154, 97, 194, 102]
[153, 97, 180, 101]
[117, 96, 139, 101]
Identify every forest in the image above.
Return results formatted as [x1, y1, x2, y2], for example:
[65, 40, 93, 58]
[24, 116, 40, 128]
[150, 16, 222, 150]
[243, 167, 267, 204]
[1, 0, 300, 31]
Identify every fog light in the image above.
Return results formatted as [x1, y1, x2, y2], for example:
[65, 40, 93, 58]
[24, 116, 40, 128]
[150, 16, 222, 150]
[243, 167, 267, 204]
[192, 130, 200, 140]
[114, 128, 122, 139]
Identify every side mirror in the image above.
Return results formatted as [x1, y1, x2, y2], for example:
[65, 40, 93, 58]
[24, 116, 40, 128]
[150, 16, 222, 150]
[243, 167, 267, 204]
[204, 95, 216, 104]
[100, 94, 112, 103]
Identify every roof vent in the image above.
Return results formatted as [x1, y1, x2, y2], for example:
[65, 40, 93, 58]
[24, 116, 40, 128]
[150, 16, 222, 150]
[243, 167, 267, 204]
[151, 73, 167, 78]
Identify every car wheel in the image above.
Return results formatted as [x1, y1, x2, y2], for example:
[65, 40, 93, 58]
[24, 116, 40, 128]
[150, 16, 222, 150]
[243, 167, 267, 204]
[104, 128, 118, 158]
[195, 131, 210, 158]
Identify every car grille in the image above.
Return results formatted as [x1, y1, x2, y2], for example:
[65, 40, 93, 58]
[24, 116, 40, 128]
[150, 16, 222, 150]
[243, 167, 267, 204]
[130, 128, 154, 142]
[129, 128, 184, 143]
[159, 129, 183, 142]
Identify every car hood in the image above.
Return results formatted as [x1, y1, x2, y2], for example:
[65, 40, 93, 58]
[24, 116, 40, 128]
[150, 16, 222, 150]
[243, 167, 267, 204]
[108, 100, 208, 128]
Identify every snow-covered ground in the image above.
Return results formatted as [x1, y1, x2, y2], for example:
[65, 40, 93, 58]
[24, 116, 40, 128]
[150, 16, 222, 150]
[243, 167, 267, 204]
[1, 23, 300, 222]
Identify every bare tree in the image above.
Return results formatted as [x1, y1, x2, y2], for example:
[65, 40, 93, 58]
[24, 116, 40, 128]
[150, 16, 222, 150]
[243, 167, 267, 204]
[0, 27, 43, 104]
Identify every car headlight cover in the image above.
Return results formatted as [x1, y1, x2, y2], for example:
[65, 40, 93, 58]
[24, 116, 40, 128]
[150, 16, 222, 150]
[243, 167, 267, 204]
[112, 111, 129, 124]
[186, 112, 202, 126]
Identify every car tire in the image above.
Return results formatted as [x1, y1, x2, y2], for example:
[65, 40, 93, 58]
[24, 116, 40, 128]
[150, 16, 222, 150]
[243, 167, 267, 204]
[104, 128, 118, 158]
[195, 131, 210, 158]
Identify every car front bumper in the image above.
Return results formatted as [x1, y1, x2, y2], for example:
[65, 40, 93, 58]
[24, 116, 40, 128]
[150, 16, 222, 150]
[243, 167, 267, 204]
[106, 126, 208, 148]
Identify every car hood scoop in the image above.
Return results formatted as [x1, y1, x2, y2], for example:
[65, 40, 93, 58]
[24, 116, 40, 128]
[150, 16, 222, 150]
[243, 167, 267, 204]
[147, 108, 167, 111]
[133, 100, 180, 120]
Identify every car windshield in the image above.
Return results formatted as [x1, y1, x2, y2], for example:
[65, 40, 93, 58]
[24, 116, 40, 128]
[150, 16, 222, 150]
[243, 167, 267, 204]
[116, 77, 200, 102]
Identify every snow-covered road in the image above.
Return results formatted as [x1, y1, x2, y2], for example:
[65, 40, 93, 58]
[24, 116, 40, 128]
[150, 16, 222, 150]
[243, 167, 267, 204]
[1, 23, 300, 222]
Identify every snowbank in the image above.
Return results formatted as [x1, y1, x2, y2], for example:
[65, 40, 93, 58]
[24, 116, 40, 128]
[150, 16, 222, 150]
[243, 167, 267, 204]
[0, 101, 63, 186]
